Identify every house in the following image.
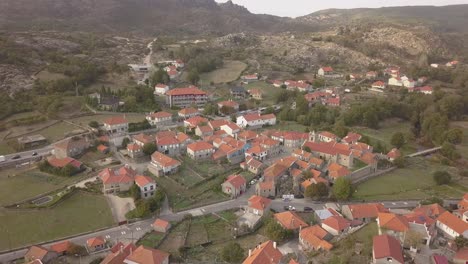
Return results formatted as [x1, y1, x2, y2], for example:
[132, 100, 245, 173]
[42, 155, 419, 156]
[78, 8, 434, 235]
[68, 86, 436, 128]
[241, 73, 259, 82]
[89, 94, 121, 111]
[104, 116, 129, 133]
[187, 141, 214, 160]
[271, 131, 308, 148]
[47, 157, 84, 172]
[54, 137, 90, 159]
[146, 111, 172, 126]
[148, 151, 181, 176]
[454, 248, 468, 264]
[321, 215, 351, 236]
[17, 134, 48, 149]
[387, 148, 401, 162]
[318, 66, 333, 76]
[248, 89, 263, 100]
[236, 113, 276, 128]
[243, 240, 282, 264]
[178, 107, 199, 119]
[366, 71, 378, 79]
[154, 84, 169, 95]
[372, 235, 404, 264]
[414, 203, 446, 219]
[165, 86, 208, 108]
[274, 211, 309, 231]
[127, 143, 143, 159]
[86, 236, 106, 252]
[247, 195, 272, 216]
[230, 86, 247, 98]
[324, 97, 340, 107]
[152, 219, 171, 233]
[388, 75, 416, 88]
[410, 86, 433, 95]
[241, 157, 265, 175]
[302, 140, 354, 168]
[99, 166, 136, 194]
[156, 136, 182, 156]
[24, 246, 57, 264]
[431, 254, 449, 264]
[222, 174, 247, 198]
[317, 131, 339, 143]
[184, 116, 208, 128]
[377, 213, 409, 243]
[124, 245, 170, 264]
[167, 70, 179, 79]
[133, 133, 154, 147]
[327, 163, 351, 181]
[385, 67, 401, 78]
[342, 132, 362, 145]
[371, 81, 386, 89]
[238, 130, 258, 142]
[220, 123, 241, 137]
[436, 211, 468, 239]
[315, 208, 340, 222]
[299, 225, 333, 251]
[342, 203, 389, 222]
[50, 241, 71, 256]
[256, 181, 275, 197]
[218, 100, 240, 112]
[101, 243, 136, 264]
[135, 175, 156, 199]
[97, 144, 110, 154]
[195, 125, 214, 137]
[446, 60, 459, 68]
[273, 80, 284, 88]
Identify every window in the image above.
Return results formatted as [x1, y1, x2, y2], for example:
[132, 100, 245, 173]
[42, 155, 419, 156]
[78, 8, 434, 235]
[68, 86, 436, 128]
[144, 187, 147, 191]
[386, 257, 393, 262]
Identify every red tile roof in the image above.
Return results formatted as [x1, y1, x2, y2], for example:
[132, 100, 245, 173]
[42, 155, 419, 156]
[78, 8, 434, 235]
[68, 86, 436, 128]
[185, 116, 208, 127]
[125, 245, 170, 264]
[151, 152, 181, 168]
[99, 166, 136, 185]
[303, 141, 352, 156]
[346, 203, 389, 219]
[179, 107, 199, 116]
[148, 111, 172, 119]
[413, 203, 446, 218]
[48, 157, 82, 169]
[25, 246, 49, 261]
[218, 100, 239, 108]
[50, 240, 71, 253]
[87, 236, 105, 248]
[437, 211, 468, 235]
[387, 148, 401, 159]
[104, 116, 128, 126]
[157, 136, 180, 146]
[224, 174, 246, 189]
[328, 163, 351, 179]
[127, 143, 141, 152]
[153, 218, 170, 230]
[135, 175, 154, 187]
[248, 195, 272, 210]
[274, 211, 309, 230]
[321, 66, 333, 72]
[166, 87, 206, 96]
[454, 248, 468, 262]
[242, 240, 282, 264]
[378, 213, 409, 232]
[187, 141, 213, 152]
[322, 215, 351, 231]
[373, 235, 404, 263]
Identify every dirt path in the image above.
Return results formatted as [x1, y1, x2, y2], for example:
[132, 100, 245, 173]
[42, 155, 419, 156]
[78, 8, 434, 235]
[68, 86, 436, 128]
[105, 195, 135, 223]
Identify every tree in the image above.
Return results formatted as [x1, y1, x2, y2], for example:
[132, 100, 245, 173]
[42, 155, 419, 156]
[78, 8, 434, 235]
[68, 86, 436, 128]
[433, 171, 451, 185]
[333, 177, 352, 200]
[333, 120, 349, 138]
[130, 184, 141, 201]
[66, 243, 87, 256]
[305, 182, 328, 199]
[186, 69, 200, 85]
[445, 128, 463, 145]
[455, 236, 468, 249]
[302, 146, 311, 152]
[221, 242, 245, 263]
[264, 218, 292, 242]
[142, 143, 157, 156]
[441, 142, 460, 160]
[121, 137, 130, 148]
[420, 197, 443, 206]
[390, 132, 405, 149]
[393, 156, 407, 168]
[88, 121, 99, 128]
[150, 69, 170, 87]
[405, 230, 424, 249]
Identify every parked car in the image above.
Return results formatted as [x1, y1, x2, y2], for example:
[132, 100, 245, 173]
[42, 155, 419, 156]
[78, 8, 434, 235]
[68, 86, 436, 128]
[283, 206, 290, 211]
[11, 155, 21, 160]
[304, 207, 313, 212]
[32, 152, 38, 156]
[289, 206, 296, 211]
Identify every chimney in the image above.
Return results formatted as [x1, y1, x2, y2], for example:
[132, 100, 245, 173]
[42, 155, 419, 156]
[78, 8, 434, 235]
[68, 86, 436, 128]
[248, 249, 252, 257]
[273, 242, 277, 249]
[120, 245, 124, 254]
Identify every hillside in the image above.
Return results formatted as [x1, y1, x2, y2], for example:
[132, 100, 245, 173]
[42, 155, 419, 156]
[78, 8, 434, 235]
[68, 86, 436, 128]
[0, 0, 310, 35]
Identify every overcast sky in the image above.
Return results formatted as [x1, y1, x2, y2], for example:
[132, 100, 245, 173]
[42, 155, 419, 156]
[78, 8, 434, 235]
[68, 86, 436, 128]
[215, 0, 468, 17]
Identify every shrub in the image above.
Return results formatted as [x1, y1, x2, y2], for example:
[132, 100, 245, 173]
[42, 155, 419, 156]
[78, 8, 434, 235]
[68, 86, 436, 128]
[433, 171, 451, 185]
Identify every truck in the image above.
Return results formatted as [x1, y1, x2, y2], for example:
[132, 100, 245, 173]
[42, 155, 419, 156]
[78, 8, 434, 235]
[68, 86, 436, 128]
[0, 156, 5, 162]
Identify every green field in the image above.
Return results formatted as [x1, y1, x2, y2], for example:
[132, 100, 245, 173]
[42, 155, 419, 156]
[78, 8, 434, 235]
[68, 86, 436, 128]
[451, 121, 468, 159]
[35, 70, 67, 82]
[0, 168, 87, 206]
[35, 121, 81, 142]
[354, 157, 465, 201]
[353, 119, 417, 155]
[0, 192, 113, 251]
[245, 81, 280, 106]
[69, 113, 146, 126]
[137, 232, 165, 248]
[200, 61, 247, 84]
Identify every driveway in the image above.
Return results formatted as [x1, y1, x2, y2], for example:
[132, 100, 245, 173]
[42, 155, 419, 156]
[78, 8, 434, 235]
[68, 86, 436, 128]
[105, 195, 135, 223]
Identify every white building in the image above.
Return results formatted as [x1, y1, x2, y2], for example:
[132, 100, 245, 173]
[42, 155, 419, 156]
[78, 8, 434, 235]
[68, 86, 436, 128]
[103, 116, 129, 133]
[220, 123, 241, 138]
[146, 112, 172, 126]
[135, 175, 156, 199]
[154, 84, 169, 95]
[236, 113, 276, 128]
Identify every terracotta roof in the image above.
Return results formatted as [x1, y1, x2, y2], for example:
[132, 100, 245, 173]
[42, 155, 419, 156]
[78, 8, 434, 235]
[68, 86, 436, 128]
[373, 235, 404, 263]
[263, 163, 288, 181]
[133, 133, 154, 144]
[87, 236, 105, 248]
[309, 157, 324, 166]
[303, 141, 352, 157]
[238, 130, 258, 141]
[218, 100, 239, 108]
[104, 116, 128, 126]
[99, 166, 136, 185]
[135, 175, 154, 187]
[25, 246, 49, 261]
[155, 83, 168, 88]
[242, 240, 282, 264]
[437, 211, 468, 235]
[179, 107, 199, 116]
[48, 157, 82, 169]
[97, 144, 109, 152]
[346, 203, 389, 219]
[127, 143, 141, 151]
[187, 141, 213, 152]
[372, 81, 385, 87]
[153, 218, 170, 229]
[166, 87, 206, 96]
[299, 225, 333, 251]
[288, 259, 299, 264]
[413, 203, 446, 218]
[432, 254, 449, 264]
[208, 119, 230, 130]
[378, 213, 409, 232]
[125, 245, 170, 264]
[274, 211, 309, 230]
[222, 123, 241, 131]
[151, 152, 181, 168]
[248, 195, 272, 210]
[258, 181, 274, 190]
[50, 240, 71, 253]
[404, 212, 435, 226]
[197, 125, 213, 133]
[185, 116, 208, 127]
[157, 135, 180, 146]
[246, 157, 264, 169]
[321, 66, 333, 72]
[322, 215, 351, 231]
[328, 163, 350, 179]
[387, 148, 401, 159]
[455, 248, 468, 261]
[155, 130, 176, 140]
[54, 137, 89, 152]
[224, 174, 246, 189]
[148, 111, 172, 119]
[325, 97, 340, 106]
[104, 244, 137, 264]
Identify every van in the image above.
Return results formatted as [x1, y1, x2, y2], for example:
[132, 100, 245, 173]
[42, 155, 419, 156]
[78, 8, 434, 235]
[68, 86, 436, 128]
[0, 156, 5, 162]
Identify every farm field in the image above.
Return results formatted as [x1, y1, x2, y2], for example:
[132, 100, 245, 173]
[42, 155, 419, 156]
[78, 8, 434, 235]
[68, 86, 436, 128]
[0, 192, 113, 251]
[354, 157, 465, 201]
[200, 60, 247, 84]
[0, 168, 88, 206]
[69, 113, 146, 126]
[245, 81, 280, 106]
